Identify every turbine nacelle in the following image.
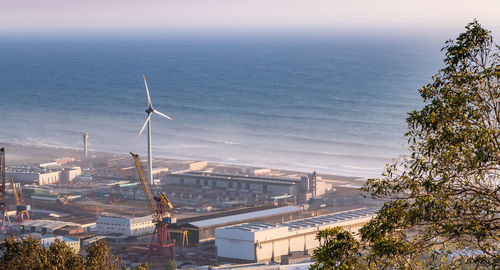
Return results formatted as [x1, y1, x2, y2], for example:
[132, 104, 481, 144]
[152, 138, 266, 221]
[137, 75, 173, 138]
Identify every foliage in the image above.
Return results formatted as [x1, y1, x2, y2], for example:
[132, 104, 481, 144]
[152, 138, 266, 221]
[310, 227, 360, 270]
[165, 259, 177, 270]
[311, 20, 500, 269]
[0, 236, 119, 270]
[85, 240, 119, 270]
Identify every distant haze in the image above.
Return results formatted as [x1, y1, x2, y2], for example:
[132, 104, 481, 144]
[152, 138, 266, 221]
[1, 0, 499, 36]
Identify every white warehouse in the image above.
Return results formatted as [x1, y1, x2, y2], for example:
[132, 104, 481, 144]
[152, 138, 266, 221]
[215, 208, 377, 263]
[96, 215, 155, 236]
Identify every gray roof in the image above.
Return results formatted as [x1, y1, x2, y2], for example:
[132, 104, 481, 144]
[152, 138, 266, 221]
[171, 171, 301, 185]
[190, 206, 302, 228]
[20, 220, 80, 230]
[97, 215, 153, 225]
[221, 208, 378, 232]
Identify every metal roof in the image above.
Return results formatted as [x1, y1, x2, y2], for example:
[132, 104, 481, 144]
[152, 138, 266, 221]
[221, 208, 378, 232]
[189, 206, 302, 228]
[97, 215, 153, 225]
[20, 220, 80, 230]
[171, 171, 301, 185]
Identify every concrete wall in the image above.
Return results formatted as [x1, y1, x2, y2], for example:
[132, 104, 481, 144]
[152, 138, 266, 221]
[38, 171, 62, 185]
[165, 174, 300, 197]
[96, 217, 154, 236]
[216, 215, 374, 263]
[63, 167, 81, 182]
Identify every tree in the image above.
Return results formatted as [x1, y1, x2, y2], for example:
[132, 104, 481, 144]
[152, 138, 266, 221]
[0, 236, 119, 270]
[0, 235, 46, 269]
[165, 259, 177, 270]
[311, 20, 500, 269]
[310, 227, 360, 270]
[45, 239, 85, 270]
[84, 240, 119, 270]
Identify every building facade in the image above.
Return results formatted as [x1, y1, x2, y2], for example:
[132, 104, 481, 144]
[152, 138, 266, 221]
[96, 215, 155, 236]
[41, 235, 80, 253]
[215, 208, 377, 263]
[7, 166, 62, 185]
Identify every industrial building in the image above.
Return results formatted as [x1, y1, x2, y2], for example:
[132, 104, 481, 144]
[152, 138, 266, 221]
[96, 215, 155, 236]
[6, 165, 82, 185]
[41, 235, 80, 253]
[7, 166, 62, 185]
[163, 171, 331, 204]
[62, 167, 82, 182]
[169, 206, 303, 244]
[18, 220, 83, 235]
[215, 208, 377, 263]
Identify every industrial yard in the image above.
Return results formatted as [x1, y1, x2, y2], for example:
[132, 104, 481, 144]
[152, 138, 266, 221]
[0, 143, 382, 269]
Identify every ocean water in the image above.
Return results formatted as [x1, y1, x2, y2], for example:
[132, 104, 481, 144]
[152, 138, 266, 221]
[0, 34, 443, 177]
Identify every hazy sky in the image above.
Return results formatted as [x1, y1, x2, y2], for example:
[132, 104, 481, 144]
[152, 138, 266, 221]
[1, 0, 499, 36]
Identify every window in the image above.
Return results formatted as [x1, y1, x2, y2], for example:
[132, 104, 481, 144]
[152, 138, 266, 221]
[180, 178, 184, 184]
[204, 179, 208, 186]
[245, 183, 250, 189]
[229, 182, 233, 188]
[263, 185, 268, 192]
[237, 182, 241, 189]
[196, 179, 200, 185]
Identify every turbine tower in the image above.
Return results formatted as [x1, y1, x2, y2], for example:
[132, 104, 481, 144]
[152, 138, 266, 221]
[138, 75, 173, 186]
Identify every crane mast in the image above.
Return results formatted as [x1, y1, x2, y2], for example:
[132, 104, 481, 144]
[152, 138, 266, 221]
[130, 152, 175, 264]
[10, 176, 30, 223]
[131, 152, 160, 222]
[10, 177, 20, 206]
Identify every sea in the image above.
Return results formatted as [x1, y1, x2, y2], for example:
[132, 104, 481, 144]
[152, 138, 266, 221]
[0, 32, 444, 178]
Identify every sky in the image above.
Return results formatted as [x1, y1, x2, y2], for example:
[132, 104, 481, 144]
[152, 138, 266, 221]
[1, 0, 499, 37]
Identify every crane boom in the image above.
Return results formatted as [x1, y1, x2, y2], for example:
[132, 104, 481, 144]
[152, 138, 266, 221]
[10, 177, 20, 206]
[130, 152, 160, 222]
[159, 192, 173, 209]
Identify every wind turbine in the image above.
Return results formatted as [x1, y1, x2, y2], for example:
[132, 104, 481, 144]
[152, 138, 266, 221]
[138, 75, 173, 186]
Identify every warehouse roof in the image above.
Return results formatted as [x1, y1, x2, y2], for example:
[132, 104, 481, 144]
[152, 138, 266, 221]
[221, 208, 377, 232]
[171, 171, 301, 185]
[97, 215, 153, 225]
[20, 220, 81, 231]
[190, 206, 302, 228]
[283, 208, 376, 230]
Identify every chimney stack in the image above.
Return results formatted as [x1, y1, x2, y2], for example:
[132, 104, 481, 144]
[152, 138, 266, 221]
[83, 133, 88, 159]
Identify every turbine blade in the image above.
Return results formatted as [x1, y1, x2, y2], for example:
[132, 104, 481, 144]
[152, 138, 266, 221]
[153, 109, 173, 120]
[142, 74, 152, 107]
[137, 114, 151, 137]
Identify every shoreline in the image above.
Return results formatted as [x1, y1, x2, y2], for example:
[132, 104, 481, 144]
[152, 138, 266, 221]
[0, 141, 365, 182]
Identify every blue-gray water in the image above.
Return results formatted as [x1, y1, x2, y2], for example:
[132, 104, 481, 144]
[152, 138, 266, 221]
[0, 34, 443, 177]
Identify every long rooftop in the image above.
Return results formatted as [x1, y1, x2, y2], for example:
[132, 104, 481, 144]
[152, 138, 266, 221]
[171, 171, 302, 185]
[223, 208, 377, 232]
[189, 206, 302, 228]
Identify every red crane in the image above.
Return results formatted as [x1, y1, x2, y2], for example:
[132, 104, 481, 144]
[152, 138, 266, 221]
[131, 152, 175, 264]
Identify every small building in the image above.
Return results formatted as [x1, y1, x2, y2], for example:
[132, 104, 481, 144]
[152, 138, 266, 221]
[41, 235, 80, 253]
[62, 167, 82, 182]
[54, 225, 86, 236]
[96, 215, 155, 236]
[215, 208, 377, 263]
[80, 236, 108, 256]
